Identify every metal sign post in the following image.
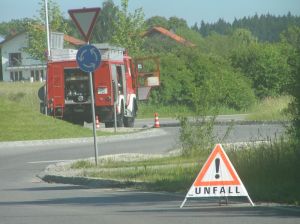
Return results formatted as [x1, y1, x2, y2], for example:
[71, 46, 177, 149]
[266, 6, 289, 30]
[89, 70, 99, 165]
[76, 44, 101, 166]
[44, 0, 50, 116]
[112, 80, 118, 133]
[69, 7, 101, 166]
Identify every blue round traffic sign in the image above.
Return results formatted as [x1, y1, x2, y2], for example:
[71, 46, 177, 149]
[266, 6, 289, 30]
[76, 44, 101, 72]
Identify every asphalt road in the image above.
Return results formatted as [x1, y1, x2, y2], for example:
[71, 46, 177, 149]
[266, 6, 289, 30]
[0, 120, 299, 224]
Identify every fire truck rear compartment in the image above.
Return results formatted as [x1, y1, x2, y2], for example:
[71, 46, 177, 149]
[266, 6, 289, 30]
[64, 68, 90, 104]
[63, 68, 92, 123]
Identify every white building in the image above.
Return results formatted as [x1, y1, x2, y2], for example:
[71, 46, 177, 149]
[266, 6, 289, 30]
[0, 31, 84, 82]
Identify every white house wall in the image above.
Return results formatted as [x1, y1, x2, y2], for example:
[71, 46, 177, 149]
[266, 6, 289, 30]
[1, 33, 46, 81]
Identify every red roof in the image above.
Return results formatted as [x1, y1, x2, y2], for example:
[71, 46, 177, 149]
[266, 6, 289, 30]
[64, 34, 85, 46]
[142, 26, 195, 47]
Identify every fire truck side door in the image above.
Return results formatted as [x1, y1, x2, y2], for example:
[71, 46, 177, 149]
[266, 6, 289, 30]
[111, 64, 118, 101]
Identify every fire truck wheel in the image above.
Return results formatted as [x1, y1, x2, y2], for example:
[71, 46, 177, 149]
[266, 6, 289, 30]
[124, 102, 136, 127]
[105, 122, 114, 128]
[124, 117, 135, 127]
[69, 117, 84, 126]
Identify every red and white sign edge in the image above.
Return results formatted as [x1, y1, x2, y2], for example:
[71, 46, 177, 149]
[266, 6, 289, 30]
[68, 7, 101, 42]
[180, 144, 254, 208]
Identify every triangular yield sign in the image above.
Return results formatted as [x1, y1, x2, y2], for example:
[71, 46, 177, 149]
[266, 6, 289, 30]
[180, 144, 254, 208]
[68, 8, 101, 42]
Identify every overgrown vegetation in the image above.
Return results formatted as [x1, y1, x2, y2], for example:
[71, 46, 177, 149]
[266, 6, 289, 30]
[247, 96, 291, 121]
[285, 27, 300, 141]
[229, 139, 300, 204]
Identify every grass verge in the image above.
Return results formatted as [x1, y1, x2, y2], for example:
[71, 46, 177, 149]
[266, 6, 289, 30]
[228, 140, 300, 204]
[246, 96, 291, 121]
[70, 140, 300, 205]
[0, 82, 112, 141]
[70, 154, 204, 192]
[137, 102, 240, 119]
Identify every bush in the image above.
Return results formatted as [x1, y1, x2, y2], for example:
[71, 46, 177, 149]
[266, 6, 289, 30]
[178, 116, 215, 157]
[286, 29, 300, 141]
[229, 139, 300, 204]
[230, 42, 290, 98]
[152, 50, 255, 111]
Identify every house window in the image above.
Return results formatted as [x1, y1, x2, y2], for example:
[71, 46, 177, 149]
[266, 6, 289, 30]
[40, 70, 44, 80]
[10, 72, 14, 81]
[19, 71, 23, 80]
[9, 53, 22, 67]
[30, 70, 45, 81]
[35, 70, 39, 81]
[10, 71, 23, 81]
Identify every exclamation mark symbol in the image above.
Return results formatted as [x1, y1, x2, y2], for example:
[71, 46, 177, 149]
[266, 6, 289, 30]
[215, 158, 220, 179]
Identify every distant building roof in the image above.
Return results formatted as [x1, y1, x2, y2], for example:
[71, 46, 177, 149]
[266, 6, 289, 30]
[0, 30, 84, 47]
[0, 31, 26, 46]
[142, 26, 195, 47]
[64, 34, 85, 46]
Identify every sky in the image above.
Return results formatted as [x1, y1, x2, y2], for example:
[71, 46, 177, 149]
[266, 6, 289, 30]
[0, 0, 300, 26]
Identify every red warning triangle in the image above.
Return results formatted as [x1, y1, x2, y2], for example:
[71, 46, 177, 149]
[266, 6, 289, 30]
[193, 144, 240, 186]
[68, 8, 101, 42]
[180, 144, 254, 208]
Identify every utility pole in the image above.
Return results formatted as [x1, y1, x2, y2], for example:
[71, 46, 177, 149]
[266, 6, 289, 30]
[44, 0, 51, 115]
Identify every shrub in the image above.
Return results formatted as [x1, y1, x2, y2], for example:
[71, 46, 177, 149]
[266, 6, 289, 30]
[153, 50, 255, 111]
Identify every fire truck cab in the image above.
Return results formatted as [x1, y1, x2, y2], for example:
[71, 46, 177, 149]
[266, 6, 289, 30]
[46, 44, 149, 127]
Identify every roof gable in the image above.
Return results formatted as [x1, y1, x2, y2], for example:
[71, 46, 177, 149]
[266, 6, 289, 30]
[64, 34, 85, 46]
[0, 31, 26, 46]
[142, 26, 195, 47]
[0, 30, 84, 47]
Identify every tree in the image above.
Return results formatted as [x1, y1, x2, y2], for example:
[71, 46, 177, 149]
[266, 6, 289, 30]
[92, 0, 119, 43]
[24, 0, 69, 61]
[168, 17, 188, 31]
[231, 28, 257, 45]
[230, 41, 290, 98]
[111, 0, 145, 54]
[284, 27, 300, 140]
[0, 18, 34, 38]
[145, 16, 169, 29]
[197, 13, 300, 42]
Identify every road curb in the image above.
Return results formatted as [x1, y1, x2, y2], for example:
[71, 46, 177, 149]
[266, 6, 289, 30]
[37, 154, 170, 189]
[38, 173, 144, 188]
[0, 128, 165, 148]
[159, 120, 290, 128]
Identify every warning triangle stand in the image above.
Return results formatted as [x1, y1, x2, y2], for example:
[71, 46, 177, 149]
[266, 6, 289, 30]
[180, 144, 254, 208]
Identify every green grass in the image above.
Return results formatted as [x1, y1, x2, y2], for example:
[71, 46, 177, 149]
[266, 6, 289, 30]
[137, 103, 193, 118]
[138, 96, 292, 120]
[137, 102, 241, 119]
[71, 155, 202, 169]
[71, 155, 204, 192]
[247, 96, 291, 121]
[228, 140, 300, 204]
[0, 82, 111, 141]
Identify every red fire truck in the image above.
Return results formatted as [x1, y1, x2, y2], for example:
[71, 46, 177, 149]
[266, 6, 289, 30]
[43, 44, 159, 127]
